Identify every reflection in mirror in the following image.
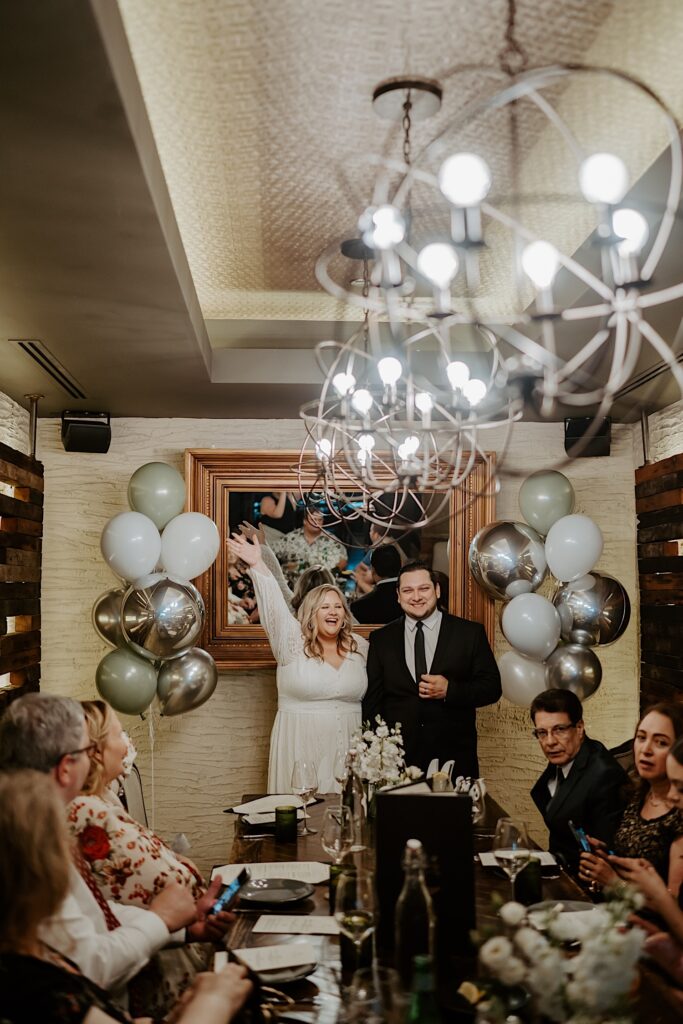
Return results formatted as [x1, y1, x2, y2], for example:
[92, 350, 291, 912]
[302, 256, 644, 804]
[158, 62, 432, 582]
[226, 490, 450, 627]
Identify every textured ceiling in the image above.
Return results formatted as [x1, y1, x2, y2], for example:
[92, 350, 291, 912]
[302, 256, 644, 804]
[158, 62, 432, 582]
[117, 0, 633, 327]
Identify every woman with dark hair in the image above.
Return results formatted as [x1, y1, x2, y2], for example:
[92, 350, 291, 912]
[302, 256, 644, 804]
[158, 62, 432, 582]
[228, 531, 367, 793]
[0, 770, 252, 1024]
[579, 702, 683, 895]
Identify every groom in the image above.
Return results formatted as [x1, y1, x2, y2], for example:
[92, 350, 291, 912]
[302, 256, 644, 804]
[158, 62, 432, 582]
[363, 562, 501, 778]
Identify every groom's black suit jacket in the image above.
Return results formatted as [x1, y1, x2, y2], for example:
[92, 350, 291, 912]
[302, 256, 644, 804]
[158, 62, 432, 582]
[530, 735, 629, 873]
[363, 612, 501, 777]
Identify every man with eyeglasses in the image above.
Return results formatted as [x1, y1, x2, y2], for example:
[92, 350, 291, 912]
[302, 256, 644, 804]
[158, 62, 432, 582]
[529, 688, 629, 874]
[0, 694, 232, 1009]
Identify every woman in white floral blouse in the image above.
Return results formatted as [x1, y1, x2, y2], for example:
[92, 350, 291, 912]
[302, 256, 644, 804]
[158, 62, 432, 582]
[67, 700, 214, 1019]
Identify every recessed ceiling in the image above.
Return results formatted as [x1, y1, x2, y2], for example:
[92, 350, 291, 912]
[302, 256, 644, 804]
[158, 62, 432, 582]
[1, 0, 683, 419]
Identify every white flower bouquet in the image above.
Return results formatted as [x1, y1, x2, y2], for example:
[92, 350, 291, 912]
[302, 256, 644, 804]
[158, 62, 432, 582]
[351, 715, 422, 789]
[463, 885, 645, 1024]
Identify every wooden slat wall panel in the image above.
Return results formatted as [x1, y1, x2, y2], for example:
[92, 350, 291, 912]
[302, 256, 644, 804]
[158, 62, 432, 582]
[635, 457, 683, 711]
[0, 441, 43, 710]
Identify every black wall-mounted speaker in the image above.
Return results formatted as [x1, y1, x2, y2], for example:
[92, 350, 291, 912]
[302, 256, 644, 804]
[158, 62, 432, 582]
[564, 416, 611, 458]
[61, 411, 111, 453]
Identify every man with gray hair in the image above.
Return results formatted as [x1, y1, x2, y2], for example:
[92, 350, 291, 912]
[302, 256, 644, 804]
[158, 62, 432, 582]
[0, 694, 228, 1004]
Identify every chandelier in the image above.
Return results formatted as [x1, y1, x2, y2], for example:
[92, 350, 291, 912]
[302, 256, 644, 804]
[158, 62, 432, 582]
[299, 2, 683, 531]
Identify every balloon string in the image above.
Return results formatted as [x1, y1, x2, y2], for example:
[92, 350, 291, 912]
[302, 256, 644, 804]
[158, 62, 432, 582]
[148, 709, 156, 832]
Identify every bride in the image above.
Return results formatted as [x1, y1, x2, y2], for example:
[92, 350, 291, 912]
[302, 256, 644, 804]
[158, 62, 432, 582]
[228, 533, 367, 793]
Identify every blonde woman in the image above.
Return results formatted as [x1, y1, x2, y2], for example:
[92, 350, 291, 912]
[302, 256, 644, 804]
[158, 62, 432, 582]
[67, 701, 225, 1019]
[0, 769, 252, 1024]
[228, 532, 368, 793]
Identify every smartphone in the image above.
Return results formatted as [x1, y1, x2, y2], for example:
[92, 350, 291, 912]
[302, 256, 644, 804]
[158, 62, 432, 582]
[210, 868, 250, 915]
[568, 819, 592, 853]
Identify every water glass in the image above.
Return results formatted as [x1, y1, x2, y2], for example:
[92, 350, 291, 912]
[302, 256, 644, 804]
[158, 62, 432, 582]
[320, 805, 355, 863]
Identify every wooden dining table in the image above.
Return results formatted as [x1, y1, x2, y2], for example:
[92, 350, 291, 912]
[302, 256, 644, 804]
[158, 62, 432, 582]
[220, 794, 683, 1024]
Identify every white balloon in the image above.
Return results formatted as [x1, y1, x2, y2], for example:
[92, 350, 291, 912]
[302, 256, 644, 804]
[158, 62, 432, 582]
[100, 511, 161, 583]
[160, 512, 220, 579]
[499, 650, 547, 707]
[501, 593, 561, 660]
[545, 514, 604, 583]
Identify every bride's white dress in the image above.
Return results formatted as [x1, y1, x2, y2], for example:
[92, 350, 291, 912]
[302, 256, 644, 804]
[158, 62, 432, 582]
[250, 568, 368, 794]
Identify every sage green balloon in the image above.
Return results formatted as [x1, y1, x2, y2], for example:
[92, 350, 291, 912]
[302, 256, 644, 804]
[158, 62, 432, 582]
[127, 462, 186, 530]
[96, 647, 157, 716]
[519, 470, 575, 536]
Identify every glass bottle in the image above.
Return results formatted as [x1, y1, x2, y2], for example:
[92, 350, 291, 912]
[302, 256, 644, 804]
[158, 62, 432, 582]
[407, 954, 441, 1024]
[395, 839, 435, 990]
[341, 749, 366, 851]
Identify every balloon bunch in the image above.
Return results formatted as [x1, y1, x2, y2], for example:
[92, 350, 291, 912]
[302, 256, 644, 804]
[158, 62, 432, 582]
[93, 463, 221, 717]
[469, 471, 630, 708]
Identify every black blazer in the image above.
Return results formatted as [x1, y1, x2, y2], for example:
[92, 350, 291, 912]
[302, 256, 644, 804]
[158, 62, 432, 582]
[530, 735, 630, 874]
[363, 613, 501, 777]
[351, 580, 401, 624]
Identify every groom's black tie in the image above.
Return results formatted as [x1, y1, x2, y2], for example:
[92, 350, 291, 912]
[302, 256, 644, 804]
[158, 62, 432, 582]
[414, 620, 427, 684]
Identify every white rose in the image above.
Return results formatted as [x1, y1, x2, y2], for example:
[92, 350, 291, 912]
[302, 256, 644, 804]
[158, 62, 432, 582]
[479, 935, 513, 972]
[497, 956, 527, 987]
[499, 902, 526, 927]
[514, 926, 550, 960]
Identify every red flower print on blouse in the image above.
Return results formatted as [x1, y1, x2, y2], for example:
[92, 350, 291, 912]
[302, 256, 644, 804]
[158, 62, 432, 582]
[79, 824, 111, 863]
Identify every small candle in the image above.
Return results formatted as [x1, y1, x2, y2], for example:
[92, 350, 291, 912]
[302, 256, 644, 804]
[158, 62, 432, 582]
[275, 805, 298, 842]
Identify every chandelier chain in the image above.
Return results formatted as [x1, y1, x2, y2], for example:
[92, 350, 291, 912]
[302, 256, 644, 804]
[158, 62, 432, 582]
[402, 89, 413, 166]
[498, 0, 529, 76]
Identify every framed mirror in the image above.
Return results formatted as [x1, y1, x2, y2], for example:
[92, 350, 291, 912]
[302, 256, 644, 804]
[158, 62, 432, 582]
[185, 449, 496, 669]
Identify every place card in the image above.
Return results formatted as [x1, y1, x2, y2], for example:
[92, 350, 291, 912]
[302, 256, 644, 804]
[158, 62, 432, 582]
[479, 850, 557, 867]
[232, 941, 317, 972]
[252, 915, 340, 935]
[211, 861, 331, 885]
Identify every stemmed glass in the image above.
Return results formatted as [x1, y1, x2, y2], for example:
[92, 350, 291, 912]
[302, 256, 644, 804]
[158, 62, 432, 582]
[291, 759, 319, 836]
[335, 869, 376, 973]
[492, 817, 531, 899]
[333, 749, 348, 803]
[349, 966, 407, 1024]
[320, 805, 355, 863]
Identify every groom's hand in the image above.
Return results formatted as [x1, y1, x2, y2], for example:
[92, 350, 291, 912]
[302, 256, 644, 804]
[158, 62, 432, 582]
[418, 674, 448, 699]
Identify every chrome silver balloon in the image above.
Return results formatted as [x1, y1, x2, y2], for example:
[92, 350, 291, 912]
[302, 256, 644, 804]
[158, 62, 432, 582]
[121, 573, 203, 661]
[545, 644, 602, 701]
[157, 648, 218, 716]
[553, 572, 631, 647]
[92, 588, 127, 648]
[469, 520, 547, 601]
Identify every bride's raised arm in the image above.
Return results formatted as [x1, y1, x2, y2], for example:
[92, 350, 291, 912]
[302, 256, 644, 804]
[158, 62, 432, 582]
[227, 534, 302, 664]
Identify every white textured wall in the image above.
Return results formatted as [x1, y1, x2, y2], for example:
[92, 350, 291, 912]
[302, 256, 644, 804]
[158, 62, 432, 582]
[0, 392, 30, 453]
[648, 398, 683, 461]
[28, 412, 641, 872]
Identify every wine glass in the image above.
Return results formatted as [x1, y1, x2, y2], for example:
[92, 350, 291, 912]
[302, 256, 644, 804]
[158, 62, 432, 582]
[349, 966, 407, 1024]
[320, 805, 355, 863]
[335, 869, 376, 974]
[492, 817, 531, 899]
[291, 759, 319, 835]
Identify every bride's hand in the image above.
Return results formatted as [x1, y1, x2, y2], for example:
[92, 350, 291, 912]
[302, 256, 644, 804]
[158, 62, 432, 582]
[227, 532, 261, 567]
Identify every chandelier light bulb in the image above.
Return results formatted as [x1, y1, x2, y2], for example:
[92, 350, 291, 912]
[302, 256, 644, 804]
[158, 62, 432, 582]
[315, 438, 332, 460]
[351, 388, 373, 415]
[414, 391, 434, 413]
[463, 378, 487, 406]
[357, 433, 375, 451]
[359, 204, 406, 250]
[578, 152, 629, 205]
[332, 371, 356, 396]
[521, 240, 561, 290]
[612, 207, 649, 255]
[446, 360, 470, 390]
[377, 356, 403, 386]
[416, 243, 459, 288]
[438, 152, 492, 206]
[398, 435, 421, 460]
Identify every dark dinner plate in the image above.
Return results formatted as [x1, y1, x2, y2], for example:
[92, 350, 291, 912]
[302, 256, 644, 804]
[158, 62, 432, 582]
[238, 878, 316, 904]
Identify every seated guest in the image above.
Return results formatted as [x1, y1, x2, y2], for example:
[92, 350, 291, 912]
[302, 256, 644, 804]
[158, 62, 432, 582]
[0, 769, 252, 1024]
[69, 700, 228, 1018]
[579, 702, 683, 895]
[351, 545, 402, 623]
[0, 694, 232, 1012]
[529, 688, 629, 874]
